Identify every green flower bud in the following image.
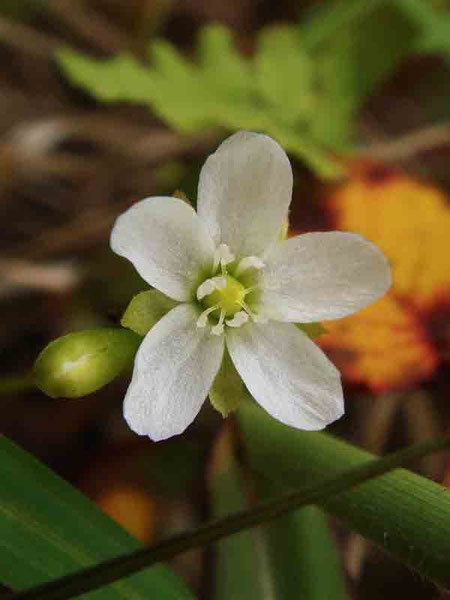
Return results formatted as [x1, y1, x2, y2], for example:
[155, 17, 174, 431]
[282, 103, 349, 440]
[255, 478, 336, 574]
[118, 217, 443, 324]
[33, 329, 141, 398]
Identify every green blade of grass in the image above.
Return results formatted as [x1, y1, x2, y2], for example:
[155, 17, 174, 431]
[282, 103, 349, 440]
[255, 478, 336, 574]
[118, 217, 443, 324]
[258, 477, 348, 600]
[208, 428, 269, 599]
[238, 402, 450, 587]
[0, 435, 194, 599]
[7, 417, 450, 599]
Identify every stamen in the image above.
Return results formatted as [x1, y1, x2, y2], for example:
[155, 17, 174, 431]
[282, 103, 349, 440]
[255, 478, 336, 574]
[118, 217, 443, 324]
[216, 276, 227, 289]
[226, 311, 249, 328]
[234, 256, 265, 277]
[197, 305, 219, 328]
[211, 309, 226, 335]
[243, 284, 260, 297]
[213, 243, 235, 272]
[239, 299, 268, 324]
[251, 313, 268, 324]
[197, 277, 225, 301]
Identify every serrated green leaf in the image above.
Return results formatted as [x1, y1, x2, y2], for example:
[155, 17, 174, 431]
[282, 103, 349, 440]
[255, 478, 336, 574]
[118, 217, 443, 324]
[58, 11, 416, 177]
[121, 289, 178, 336]
[0, 435, 194, 598]
[261, 120, 344, 179]
[255, 25, 315, 124]
[197, 24, 253, 99]
[58, 49, 157, 104]
[209, 349, 247, 417]
[56, 26, 340, 177]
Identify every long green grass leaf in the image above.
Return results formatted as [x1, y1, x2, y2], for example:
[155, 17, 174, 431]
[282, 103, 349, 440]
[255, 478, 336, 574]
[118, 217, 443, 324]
[0, 435, 194, 599]
[238, 402, 450, 587]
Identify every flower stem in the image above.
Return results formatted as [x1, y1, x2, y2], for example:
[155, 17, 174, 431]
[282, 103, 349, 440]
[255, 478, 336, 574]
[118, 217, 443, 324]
[7, 432, 450, 600]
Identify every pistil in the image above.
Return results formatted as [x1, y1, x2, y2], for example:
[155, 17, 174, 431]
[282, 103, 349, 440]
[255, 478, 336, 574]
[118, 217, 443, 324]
[196, 243, 267, 334]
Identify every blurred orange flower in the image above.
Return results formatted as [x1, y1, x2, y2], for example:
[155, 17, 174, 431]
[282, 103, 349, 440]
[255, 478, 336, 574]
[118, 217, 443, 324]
[318, 168, 450, 392]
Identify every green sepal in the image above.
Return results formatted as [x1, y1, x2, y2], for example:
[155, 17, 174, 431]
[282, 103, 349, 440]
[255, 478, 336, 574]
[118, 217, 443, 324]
[121, 289, 178, 336]
[172, 189, 192, 205]
[279, 215, 289, 240]
[209, 349, 248, 417]
[33, 328, 141, 399]
[296, 322, 328, 338]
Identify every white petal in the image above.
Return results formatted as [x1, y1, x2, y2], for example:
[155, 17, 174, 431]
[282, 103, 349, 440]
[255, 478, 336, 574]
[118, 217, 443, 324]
[197, 131, 293, 258]
[111, 197, 215, 301]
[227, 322, 343, 431]
[124, 304, 224, 441]
[259, 232, 392, 322]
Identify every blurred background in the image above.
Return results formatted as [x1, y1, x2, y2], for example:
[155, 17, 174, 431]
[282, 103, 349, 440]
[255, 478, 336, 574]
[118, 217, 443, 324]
[1, 0, 450, 598]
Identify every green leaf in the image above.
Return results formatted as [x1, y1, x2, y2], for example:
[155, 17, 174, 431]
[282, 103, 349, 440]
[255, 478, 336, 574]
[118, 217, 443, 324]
[395, 0, 442, 30]
[197, 24, 254, 101]
[260, 120, 344, 179]
[57, 49, 158, 104]
[33, 329, 141, 398]
[56, 26, 340, 177]
[208, 429, 267, 599]
[259, 485, 347, 600]
[121, 290, 178, 336]
[147, 40, 214, 131]
[209, 350, 247, 417]
[267, 506, 347, 600]
[415, 14, 450, 54]
[310, 5, 417, 149]
[10, 431, 450, 598]
[0, 435, 194, 599]
[238, 402, 450, 585]
[300, 0, 385, 50]
[255, 26, 315, 124]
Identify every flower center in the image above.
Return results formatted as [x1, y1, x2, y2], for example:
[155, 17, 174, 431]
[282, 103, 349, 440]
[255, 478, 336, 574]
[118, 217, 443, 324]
[202, 275, 246, 317]
[195, 244, 268, 336]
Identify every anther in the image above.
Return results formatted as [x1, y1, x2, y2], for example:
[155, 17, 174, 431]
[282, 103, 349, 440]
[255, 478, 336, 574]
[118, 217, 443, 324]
[226, 311, 249, 328]
[238, 300, 268, 324]
[211, 309, 226, 336]
[213, 243, 235, 272]
[234, 256, 265, 277]
[196, 305, 219, 328]
[197, 277, 226, 301]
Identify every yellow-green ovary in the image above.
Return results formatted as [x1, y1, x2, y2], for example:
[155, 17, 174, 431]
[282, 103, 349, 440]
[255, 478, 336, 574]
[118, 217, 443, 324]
[202, 275, 246, 317]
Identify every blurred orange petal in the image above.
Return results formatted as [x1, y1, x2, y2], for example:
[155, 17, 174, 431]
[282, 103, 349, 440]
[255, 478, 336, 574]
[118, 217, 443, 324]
[329, 171, 450, 309]
[319, 168, 450, 390]
[319, 294, 438, 392]
[97, 485, 156, 543]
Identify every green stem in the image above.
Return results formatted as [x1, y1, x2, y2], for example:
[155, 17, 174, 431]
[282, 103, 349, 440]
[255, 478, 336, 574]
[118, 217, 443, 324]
[7, 433, 450, 600]
[0, 373, 33, 395]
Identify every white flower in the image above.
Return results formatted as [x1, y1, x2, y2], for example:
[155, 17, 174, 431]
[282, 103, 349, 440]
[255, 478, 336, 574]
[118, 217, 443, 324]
[111, 131, 391, 441]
